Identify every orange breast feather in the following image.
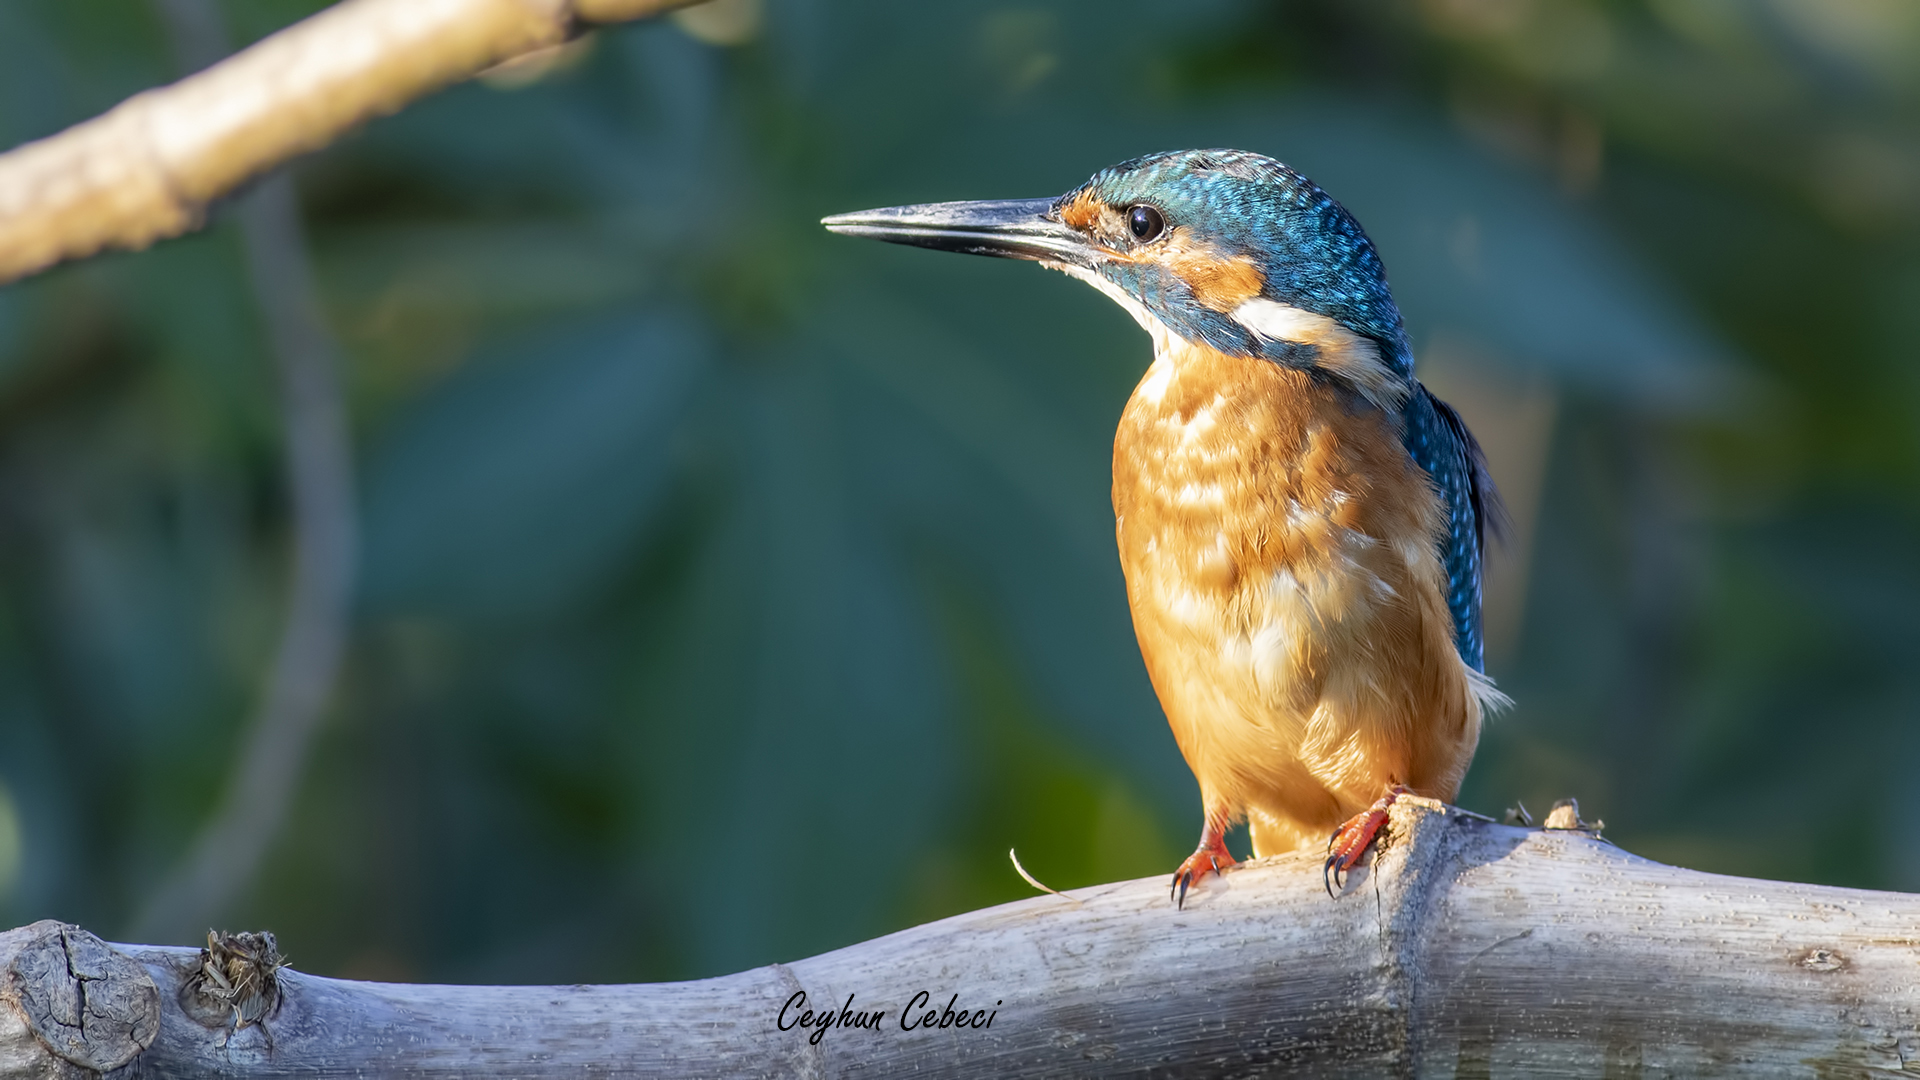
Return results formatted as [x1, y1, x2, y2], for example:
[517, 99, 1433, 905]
[1111, 339, 1484, 857]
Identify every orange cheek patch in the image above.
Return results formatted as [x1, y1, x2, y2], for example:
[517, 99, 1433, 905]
[1162, 232, 1265, 312]
[1183, 255, 1264, 313]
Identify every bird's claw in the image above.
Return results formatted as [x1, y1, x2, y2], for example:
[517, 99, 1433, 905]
[1170, 845, 1238, 909]
[1324, 785, 1408, 897]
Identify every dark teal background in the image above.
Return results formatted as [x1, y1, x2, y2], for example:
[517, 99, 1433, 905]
[1, 0, 1917, 983]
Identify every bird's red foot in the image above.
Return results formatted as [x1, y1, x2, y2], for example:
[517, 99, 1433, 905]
[1171, 814, 1238, 909]
[1171, 842, 1238, 909]
[1325, 785, 1408, 896]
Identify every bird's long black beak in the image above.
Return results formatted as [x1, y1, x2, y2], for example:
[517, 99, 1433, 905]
[821, 198, 1097, 269]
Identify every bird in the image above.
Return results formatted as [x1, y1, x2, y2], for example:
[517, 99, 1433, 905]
[823, 149, 1507, 905]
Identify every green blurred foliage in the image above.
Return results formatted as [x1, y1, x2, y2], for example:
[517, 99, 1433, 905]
[0, 0, 1916, 984]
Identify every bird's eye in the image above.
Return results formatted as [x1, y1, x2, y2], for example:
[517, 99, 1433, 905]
[1128, 205, 1166, 242]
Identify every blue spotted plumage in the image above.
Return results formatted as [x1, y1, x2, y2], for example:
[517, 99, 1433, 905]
[1060, 151, 1416, 379]
[826, 147, 1508, 903]
[1405, 388, 1499, 672]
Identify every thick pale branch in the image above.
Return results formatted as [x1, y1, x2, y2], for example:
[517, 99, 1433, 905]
[0, 0, 703, 286]
[3, 801, 1917, 1076]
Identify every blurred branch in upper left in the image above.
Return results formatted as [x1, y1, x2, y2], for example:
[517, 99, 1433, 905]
[0, 0, 709, 287]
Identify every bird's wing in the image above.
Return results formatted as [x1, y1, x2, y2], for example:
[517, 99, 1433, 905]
[1401, 385, 1507, 672]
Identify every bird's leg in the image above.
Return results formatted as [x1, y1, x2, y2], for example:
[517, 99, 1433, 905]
[1325, 784, 1408, 896]
[1170, 806, 1239, 908]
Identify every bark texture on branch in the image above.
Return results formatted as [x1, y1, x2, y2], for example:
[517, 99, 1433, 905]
[0, 0, 704, 286]
[3, 799, 1920, 1068]
[2, 800, 1917, 1077]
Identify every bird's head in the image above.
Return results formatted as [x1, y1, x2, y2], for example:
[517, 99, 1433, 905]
[824, 148, 1413, 405]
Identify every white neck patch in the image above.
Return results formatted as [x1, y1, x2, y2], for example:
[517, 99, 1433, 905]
[1053, 265, 1408, 408]
[1054, 265, 1182, 360]
[1231, 298, 1406, 407]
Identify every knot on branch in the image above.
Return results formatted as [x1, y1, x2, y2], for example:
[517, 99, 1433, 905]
[185, 930, 284, 1030]
[2, 920, 159, 1072]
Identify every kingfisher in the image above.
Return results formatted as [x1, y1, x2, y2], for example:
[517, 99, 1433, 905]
[824, 149, 1506, 904]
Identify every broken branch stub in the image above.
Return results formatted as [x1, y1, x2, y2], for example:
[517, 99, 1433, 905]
[183, 930, 285, 1031]
[0, 922, 158, 1074]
